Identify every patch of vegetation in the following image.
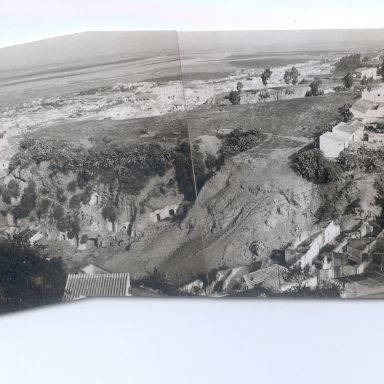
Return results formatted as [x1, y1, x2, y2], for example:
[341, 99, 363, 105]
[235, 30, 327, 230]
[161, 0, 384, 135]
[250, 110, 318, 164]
[366, 123, 384, 133]
[305, 79, 324, 97]
[261, 68, 272, 86]
[102, 206, 118, 223]
[12, 180, 37, 220]
[283, 66, 300, 85]
[221, 128, 265, 157]
[67, 180, 77, 192]
[342, 73, 354, 89]
[1, 179, 20, 204]
[0, 241, 66, 313]
[291, 148, 341, 184]
[338, 104, 353, 122]
[281, 264, 343, 298]
[228, 90, 240, 105]
[36, 198, 51, 219]
[52, 205, 65, 220]
[132, 268, 179, 296]
[333, 54, 361, 75]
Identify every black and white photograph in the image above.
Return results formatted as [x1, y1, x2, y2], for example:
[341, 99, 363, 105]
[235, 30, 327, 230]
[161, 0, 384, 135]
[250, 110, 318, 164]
[2, 12, 384, 314]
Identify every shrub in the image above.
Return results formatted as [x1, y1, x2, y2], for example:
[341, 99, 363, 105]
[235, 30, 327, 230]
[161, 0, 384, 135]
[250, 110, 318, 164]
[12, 181, 37, 220]
[56, 216, 71, 232]
[67, 180, 77, 192]
[36, 198, 51, 218]
[56, 188, 66, 203]
[80, 234, 89, 244]
[291, 149, 341, 184]
[52, 205, 65, 220]
[7, 180, 19, 194]
[222, 129, 264, 157]
[342, 73, 354, 89]
[228, 90, 240, 105]
[69, 195, 82, 210]
[102, 206, 117, 223]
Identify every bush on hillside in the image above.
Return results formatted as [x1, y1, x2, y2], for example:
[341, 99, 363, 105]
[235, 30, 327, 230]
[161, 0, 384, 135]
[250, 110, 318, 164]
[291, 148, 341, 184]
[221, 129, 264, 157]
[12, 181, 37, 220]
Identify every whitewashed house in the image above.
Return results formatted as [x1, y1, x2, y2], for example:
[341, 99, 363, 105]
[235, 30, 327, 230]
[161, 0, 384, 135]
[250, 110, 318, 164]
[350, 85, 384, 124]
[355, 67, 378, 80]
[0, 132, 8, 150]
[361, 84, 384, 103]
[319, 120, 364, 158]
[149, 203, 182, 223]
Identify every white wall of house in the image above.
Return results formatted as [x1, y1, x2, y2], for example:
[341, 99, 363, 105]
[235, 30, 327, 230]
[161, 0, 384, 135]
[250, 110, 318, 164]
[0, 135, 8, 150]
[319, 133, 346, 158]
[29, 231, 44, 245]
[362, 86, 384, 103]
[89, 192, 101, 206]
[357, 67, 378, 80]
[296, 221, 340, 268]
[0, 160, 9, 170]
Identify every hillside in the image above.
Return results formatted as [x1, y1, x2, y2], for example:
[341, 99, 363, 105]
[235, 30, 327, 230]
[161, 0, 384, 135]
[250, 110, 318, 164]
[0, 91, 364, 279]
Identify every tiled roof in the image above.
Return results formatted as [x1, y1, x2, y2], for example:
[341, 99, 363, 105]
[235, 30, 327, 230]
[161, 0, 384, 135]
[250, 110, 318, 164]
[243, 265, 288, 291]
[63, 273, 131, 301]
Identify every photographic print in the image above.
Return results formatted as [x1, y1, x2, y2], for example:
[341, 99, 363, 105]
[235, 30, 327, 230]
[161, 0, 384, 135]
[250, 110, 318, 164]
[2, 29, 384, 313]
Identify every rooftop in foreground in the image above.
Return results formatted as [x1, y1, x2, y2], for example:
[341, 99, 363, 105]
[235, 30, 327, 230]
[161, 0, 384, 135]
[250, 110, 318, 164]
[63, 273, 131, 301]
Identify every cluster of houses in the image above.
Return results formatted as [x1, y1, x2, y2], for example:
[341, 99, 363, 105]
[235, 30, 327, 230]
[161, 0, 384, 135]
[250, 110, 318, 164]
[320, 77, 384, 159]
[283, 219, 384, 281]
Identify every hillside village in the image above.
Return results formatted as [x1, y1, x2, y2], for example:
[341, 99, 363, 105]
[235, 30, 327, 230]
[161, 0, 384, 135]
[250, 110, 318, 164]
[56, 61, 384, 301]
[3, 45, 384, 307]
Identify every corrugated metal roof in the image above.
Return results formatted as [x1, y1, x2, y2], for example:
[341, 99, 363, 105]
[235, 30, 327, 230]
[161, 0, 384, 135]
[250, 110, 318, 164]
[63, 273, 131, 301]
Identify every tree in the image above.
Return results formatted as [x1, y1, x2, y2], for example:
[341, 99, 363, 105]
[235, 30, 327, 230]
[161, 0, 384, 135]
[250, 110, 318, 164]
[282, 264, 311, 291]
[290, 66, 300, 85]
[338, 104, 353, 122]
[0, 241, 66, 313]
[261, 68, 272, 86]
[228, 90, 240, 105]
[236, 81, 243, 93]
[360, 75, 368, 85]
[12, 181, 37, 220]
[102, 206, 118, 223]
[309, 79, 322, 96]
[283, 66, 300, 85]
[283, 69, 291, 84]
[52, 205, 65, 220]
[378, 57, 384, 80]
[342, 72, 354, 89]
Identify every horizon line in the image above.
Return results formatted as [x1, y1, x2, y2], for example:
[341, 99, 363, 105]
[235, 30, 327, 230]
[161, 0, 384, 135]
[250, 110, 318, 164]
[1, 27, 384, 49]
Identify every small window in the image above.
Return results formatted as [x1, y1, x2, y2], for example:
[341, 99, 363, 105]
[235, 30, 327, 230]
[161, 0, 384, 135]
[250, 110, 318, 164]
[156, 213, 161, 221]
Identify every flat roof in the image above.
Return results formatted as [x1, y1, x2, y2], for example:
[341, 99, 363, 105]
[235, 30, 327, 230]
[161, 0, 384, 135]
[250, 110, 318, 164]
[352, 99, 378, 113]
[320, 131, 346, 143]
[333, 120, 364, 134]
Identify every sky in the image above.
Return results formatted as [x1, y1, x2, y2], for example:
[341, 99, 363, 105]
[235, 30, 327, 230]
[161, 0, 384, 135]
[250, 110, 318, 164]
[1, 0, 384, 48]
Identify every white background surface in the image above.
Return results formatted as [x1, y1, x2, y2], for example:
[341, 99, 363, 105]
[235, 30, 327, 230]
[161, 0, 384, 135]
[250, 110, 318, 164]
[1, 1, 384, 383]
